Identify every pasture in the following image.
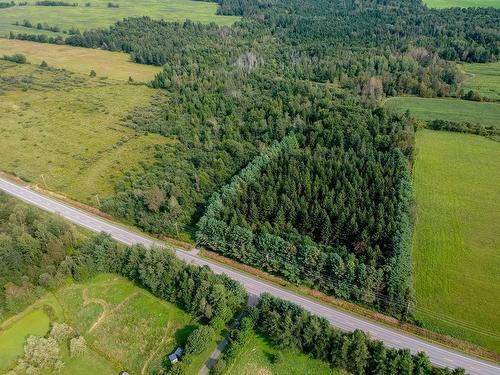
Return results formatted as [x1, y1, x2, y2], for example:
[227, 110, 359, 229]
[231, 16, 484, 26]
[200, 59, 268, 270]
[0, 60, 169, 206]
[385, 96, 500, 128]
[0, 39, 160, 81]
[461, 61, 500, 101]
[0, 0, 239, 37]
[222, 330, 337, 375]
[423, 0, 500, 8]
[412, 130, 500, 353]
[0, 274, 209, 374]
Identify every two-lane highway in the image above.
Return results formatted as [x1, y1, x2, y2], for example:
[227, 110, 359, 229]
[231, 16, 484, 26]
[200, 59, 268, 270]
[0, 177, 498, 375]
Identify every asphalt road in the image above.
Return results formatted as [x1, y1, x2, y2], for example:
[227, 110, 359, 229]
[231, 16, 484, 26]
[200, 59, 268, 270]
[0, 177, 498, 375]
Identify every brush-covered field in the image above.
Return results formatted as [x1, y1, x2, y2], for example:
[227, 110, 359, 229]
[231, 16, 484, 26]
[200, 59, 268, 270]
[0, 274, 211, 375]
[461, 61, 500, 101]
[412, 130, 500, 353]
[0, 39, 160, 81]
[0, 0, 239, 37]
[423, 0, 500, 8]
[0, 60, 169, 205]
[221, 329, 338, 375]
[385, 97, 500, 128]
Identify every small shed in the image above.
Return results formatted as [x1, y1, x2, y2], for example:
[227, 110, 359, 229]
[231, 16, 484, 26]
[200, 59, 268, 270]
[174, 347, 184, 357]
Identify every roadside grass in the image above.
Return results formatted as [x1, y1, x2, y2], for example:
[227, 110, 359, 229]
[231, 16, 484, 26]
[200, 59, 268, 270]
[0, 309, 50, 372]
[0, 274, 211, 374]
[412, 130, 500, 353]
[0, 0, 239, 37]
[0, 61, 169, 206]
[385, 96, 500, 128]
[423, 0, 500, 8]
[0, 39, 160, 81]
[222, 329, 338, 375]
[460, 61, 500, 101]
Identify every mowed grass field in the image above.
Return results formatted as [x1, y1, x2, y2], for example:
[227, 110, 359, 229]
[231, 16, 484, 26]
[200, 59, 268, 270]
[222, 330, 338, 375]
[423, 0, 500, 8]
[385, 97, 500, 128]
[412, 130, 500, 352]
[0, 274, 209, 375]
[0, 60, 169, 205]
[0, 0, 239, 37]
[461, 61, 500, 101]
[0, 39, 160, 81]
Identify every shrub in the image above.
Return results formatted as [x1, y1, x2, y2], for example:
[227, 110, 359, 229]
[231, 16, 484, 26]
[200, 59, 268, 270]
[185, 326, 215, 355]
[70, 336, 87, 357]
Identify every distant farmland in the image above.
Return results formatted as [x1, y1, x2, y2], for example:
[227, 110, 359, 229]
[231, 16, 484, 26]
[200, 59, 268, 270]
[412, 130, 500, 353]
[423, 0, 500, 8]
[0, 0, 239, 37]
[385, 97, 500, 128]
[461, 61, 500, 101]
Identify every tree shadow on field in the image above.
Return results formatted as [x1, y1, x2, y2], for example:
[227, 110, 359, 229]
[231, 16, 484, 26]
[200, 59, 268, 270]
[174, 324, 197, 346]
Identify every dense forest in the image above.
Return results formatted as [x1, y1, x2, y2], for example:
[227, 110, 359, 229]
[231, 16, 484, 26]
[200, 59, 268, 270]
[6, 0, 500, 314]
[197, 106, 414, 316]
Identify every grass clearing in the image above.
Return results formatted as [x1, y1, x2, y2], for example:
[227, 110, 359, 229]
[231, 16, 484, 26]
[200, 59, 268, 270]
[0, 274, 210, 374]
[222, 329, 338, 375]
[423, 0, 500, 8]
[0, 309, 50, 372]
[385, 96, 500, 128]
[0, 0, 239, 37]
[460, 61, 500, 101]
[0, 61, 169, 205]
[412, 130, 500, 353]
[0, 39, 160, 81]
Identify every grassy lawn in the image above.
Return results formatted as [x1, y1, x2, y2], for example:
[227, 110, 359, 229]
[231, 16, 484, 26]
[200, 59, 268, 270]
[423, 0, 500, 8]
[0, 274, 212, 374]
[222, 329, 338, 375]
[0, 39, 160, 81]
[0, 309, 50, 371]
[385, 96, 500, 128]
[0, 0, 239, 37]
[0, 60, 169, 205]
[460, 61, 500, 101]
[412, 130, 500, 353]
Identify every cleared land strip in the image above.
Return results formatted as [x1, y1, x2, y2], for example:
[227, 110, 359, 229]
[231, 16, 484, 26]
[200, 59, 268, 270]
[0, 177, 498, 375]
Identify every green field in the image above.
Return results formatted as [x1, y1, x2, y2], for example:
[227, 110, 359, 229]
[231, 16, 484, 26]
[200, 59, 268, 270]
[222, 330, 338, 375]
[385, 96, 500, 128]
[412, 130, 500, 353]
[0, 0, 239, 37]
[461, 61, 500, 101]
[0, 60, 169, 205]
[0, 274, 211, 374]
[423, 0, 500, 8]
[0, 39, 160, 81]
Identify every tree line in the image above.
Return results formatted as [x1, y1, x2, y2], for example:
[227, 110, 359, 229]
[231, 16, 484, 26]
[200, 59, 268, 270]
[213, 294, 467, 375]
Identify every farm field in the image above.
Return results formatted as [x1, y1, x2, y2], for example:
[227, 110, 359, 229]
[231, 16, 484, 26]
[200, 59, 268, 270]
[0, 39, 160, 81]
[461, 61, 500, 101]
[423, 0, 500, 8]
[0, 60, 169, 205]
[412, 130, 500, 353]
[0, 274, 210, 375]
[222, 329, 338, 375]
[0, 0, 239, 37]
[385, 96, 500, 128]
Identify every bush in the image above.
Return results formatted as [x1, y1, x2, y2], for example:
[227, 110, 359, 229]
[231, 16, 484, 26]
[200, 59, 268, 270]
[2, 53, 27, 64]
[185, 325, 215, 355]
[50, 322, 74, 343]
[69, 336, 87, 357]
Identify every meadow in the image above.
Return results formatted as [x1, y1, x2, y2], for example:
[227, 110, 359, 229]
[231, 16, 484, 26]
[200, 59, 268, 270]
[412, 130, 500, 353]
[461, 61, 500, 101]
[0, 0, 239, 37]
[0, 39, 160, 81]
[0, 60, 169, 206]
[423, 0, 500, 8]
[222, 330, 338, 375]
[0, 274, 210, 375]
[385, 96, 500, 128]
